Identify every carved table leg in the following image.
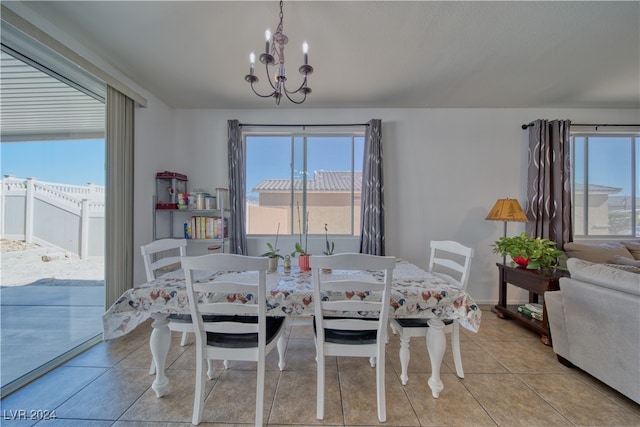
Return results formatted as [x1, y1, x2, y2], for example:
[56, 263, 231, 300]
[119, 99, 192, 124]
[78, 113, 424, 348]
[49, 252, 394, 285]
[150, 313, 171, 397]
[426, 319, 446, 398]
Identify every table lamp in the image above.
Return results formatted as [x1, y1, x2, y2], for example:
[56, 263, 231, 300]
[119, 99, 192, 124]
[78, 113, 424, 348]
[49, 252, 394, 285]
[485, 198, 528, 238]
[486, 198, 528, 265]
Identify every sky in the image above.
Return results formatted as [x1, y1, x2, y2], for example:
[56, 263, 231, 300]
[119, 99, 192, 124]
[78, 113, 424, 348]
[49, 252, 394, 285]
[1, 139, 106, 186]
[573, 136, 638, 196]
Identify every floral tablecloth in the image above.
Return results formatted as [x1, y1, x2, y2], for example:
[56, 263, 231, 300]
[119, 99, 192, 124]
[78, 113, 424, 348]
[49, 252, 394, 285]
[102, 259, 481, 340]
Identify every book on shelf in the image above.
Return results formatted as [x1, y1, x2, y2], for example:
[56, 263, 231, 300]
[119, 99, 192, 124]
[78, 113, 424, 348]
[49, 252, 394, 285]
[524, 303, 543, 314]
[185, 216, 228, 240]
[517, 305, 542, 321]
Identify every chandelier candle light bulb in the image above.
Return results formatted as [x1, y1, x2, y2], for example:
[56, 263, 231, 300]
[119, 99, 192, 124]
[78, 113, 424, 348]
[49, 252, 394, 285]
[303, 41, 308, 64]
[265, 29, 271, 53]
[249, 52, 255, 75]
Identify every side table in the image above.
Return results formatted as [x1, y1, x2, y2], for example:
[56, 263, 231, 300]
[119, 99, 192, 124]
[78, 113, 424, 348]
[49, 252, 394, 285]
[494, 263, 567, 346]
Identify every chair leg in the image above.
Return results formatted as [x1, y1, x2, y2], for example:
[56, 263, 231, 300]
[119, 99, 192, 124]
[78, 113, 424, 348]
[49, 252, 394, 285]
[192, 354, 207, 426]
[206, 359, 215, 380]
[376, 350, 386, 422]
[451, 322, 464, 378]
[255, 358, 265, 427]
[149, 357, 156, 375]
[277, 335, 286, 371]
[389, 321, 398, 335]
[180, 331, 189, 346]
[316, 350, 325, 420]
[398, 333, 411, 385]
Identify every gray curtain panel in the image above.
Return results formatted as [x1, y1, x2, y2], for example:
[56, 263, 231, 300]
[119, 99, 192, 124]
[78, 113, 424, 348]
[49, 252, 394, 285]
[227, 119, 247, 255]
[525, 119, 573, 248]
[359, 119, 385, 255]
[105, 85, 135, 307]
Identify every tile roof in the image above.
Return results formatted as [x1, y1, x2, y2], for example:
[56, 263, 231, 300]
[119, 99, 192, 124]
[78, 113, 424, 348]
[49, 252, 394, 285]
[253, 171, 362, 193]
[573, 183, 622, 194]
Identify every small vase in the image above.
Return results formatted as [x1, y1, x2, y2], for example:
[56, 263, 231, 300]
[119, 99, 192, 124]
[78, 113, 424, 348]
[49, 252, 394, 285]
[267, 256, 278, 273]
[512, 256, 530, 267]
[298, 254, 311, 271]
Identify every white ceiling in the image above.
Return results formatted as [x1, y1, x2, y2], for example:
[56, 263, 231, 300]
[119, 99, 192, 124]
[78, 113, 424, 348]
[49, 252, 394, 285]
[10, 1, 640, 109]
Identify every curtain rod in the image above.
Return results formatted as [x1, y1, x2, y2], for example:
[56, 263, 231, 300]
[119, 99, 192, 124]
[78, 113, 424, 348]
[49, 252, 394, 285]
[239, 123, 369, 128]
[521, 122, 640, 130]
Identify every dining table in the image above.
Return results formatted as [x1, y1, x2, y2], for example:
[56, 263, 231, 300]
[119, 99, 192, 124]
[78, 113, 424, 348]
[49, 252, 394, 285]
[102, 258, 481, 399]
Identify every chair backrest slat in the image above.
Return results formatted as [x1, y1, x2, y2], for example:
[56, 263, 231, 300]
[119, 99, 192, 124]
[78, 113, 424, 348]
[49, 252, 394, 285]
[428, 240, 474, 291]
[192, 281, 258, 295]
[321, 300, 383, 313]
[140, 238, 187, 281]
[320, 280, 385, 292]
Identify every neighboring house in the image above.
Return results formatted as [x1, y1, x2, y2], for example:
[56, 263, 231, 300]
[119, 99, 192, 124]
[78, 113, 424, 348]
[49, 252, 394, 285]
[573, 183, 622, 235]
[248, 171, 362, 235]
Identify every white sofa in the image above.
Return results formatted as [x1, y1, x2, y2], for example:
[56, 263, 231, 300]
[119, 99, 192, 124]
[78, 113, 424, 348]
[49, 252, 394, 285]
[545, 258, 640, 404]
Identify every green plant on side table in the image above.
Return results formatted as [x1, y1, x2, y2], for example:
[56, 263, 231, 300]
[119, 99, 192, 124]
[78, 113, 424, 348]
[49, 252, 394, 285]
[492, 232, 564, 270]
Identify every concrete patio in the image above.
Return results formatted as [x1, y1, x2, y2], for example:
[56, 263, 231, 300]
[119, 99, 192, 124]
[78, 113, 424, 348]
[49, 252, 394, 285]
[1, 241, 105, 392]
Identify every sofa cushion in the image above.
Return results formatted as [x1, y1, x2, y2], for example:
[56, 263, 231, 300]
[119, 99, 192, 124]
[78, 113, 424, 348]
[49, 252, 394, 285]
[567, 258, 640, 296]
[623, 241, 640, 260]
[563, 242, 633, 263]
[605, 263, 640, 274]
[612, 255, 640, 268]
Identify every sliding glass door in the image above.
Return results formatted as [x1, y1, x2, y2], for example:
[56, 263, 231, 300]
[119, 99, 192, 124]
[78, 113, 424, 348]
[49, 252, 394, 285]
[0, 49, 106, 396]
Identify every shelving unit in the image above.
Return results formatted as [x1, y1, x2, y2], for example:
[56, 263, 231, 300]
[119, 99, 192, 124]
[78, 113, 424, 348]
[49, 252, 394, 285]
[152, 174, 229, 254]
[152, 194, 229, 253]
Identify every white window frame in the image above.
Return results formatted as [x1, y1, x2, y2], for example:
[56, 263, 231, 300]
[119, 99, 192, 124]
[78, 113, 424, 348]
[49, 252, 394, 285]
[244, 131, 364, 237]
[571, 132, 639, 238]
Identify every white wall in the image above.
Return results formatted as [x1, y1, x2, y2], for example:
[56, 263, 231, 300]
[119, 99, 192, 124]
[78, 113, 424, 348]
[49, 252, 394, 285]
[169, 107, 639, 304]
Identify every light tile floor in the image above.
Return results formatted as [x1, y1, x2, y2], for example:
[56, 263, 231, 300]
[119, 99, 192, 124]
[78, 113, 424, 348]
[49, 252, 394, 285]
[2, 306, 639, 426]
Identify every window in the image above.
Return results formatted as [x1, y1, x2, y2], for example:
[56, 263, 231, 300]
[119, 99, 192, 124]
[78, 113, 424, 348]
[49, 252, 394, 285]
[245, 133, 364, 236]
[571, 133, 639, 237]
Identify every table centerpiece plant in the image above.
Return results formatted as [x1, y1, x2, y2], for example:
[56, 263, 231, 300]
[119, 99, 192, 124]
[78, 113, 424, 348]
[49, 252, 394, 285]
[322, 223, 335, 273]
[260, 223, 283, 272]
[323, 223, 335, 255]
[491, 232, 564, 270]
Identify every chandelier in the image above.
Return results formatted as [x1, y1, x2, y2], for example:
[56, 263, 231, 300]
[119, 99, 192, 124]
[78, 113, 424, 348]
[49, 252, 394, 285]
[244, 1, 313, 105]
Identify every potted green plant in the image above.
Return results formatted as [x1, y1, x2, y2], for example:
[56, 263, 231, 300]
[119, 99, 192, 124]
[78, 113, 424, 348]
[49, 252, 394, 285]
[322, 223, 335, 273]
[291, 202, 310, 270]
[492, 232, 564, 270]
[260, 223, 283, 272]
[323, 223, 335, 255]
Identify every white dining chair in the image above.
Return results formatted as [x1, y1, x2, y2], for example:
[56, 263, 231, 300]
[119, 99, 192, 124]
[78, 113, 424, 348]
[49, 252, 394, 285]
[141, 238, 194, 374]
[182, 253, 286, 427]
[389, 240, 474, 385]
[310, 253, 396, 423]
